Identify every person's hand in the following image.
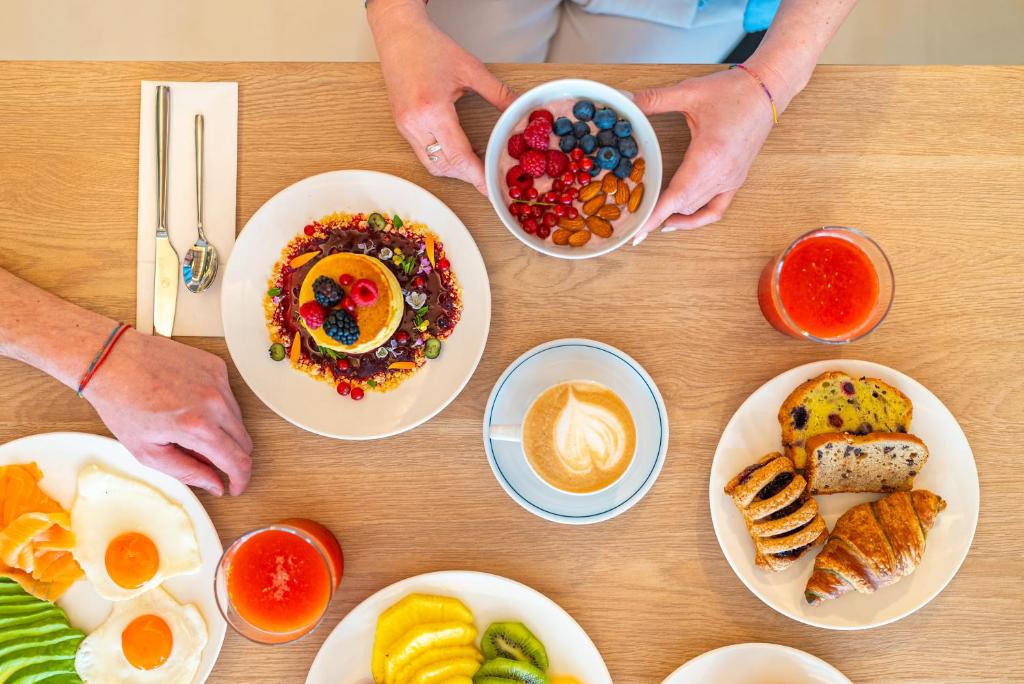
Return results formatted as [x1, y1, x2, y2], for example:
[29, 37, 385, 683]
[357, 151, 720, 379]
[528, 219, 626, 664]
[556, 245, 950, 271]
[84, 330, 253, 496]
[632, 68, 776, 243]
[369, 0, 516, 194]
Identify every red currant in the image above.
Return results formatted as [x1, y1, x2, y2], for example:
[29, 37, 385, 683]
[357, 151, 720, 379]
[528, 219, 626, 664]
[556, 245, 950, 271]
[570, 148, 584, 161]
[437, 257, 450, 270]
[577, 172, 591, 185]
[303, 224, 315, 236]
[412, 275, 425, 288]
[566, 206, 579, 219]
[551, 180, 564, 192]
[526, 187, 539, 200]
[509, 186, 523, 199]
[336, 382, 351, 396]
[522, 218, 538, 234]
[342, 296, 357, 313]
[350, 386, 365, 401]
[568, 162, 580, 174]
[561, 171, 575, 185]
[508, 202, 520, 216]
[395, 330, 410, 344]
[566, 187, 578, 199]
[559, 192, 573, 205]
[339, 273, 355, 287]
[554, 205, 568, 217]
[537, 225, 552, 239]
[337, 357, 350, 370]
[542, 211, 558, 227]
[543, 191, 558, 203]
[580, 157, 594, 171]
[531, 205, 543, 217]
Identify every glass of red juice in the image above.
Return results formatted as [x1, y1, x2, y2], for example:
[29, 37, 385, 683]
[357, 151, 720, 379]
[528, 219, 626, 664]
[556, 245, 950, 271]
[758, 226, 894, 343]
[215, 518, 343, 644]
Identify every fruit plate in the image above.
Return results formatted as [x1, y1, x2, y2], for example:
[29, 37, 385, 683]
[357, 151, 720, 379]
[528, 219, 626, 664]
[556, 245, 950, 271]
[483, 339, 668, 525]
[222, 169, 491, 440]
[662, 643, 851, 684]
[484, 78, 662, 259]
[305, 570, 611, 684]
[0, 431, 226, 683]
[710, 360, 979, 630]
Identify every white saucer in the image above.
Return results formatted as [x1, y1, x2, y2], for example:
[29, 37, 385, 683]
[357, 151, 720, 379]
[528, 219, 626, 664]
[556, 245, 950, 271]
[662, 643, 851, 684]
[482, 339, 668, 525]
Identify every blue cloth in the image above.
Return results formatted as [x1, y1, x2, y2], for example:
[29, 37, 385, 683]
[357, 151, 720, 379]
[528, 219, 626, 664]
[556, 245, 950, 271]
[743, 0, 781, 32]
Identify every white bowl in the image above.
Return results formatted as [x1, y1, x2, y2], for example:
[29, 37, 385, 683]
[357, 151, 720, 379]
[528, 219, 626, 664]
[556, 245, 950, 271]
[485, 79, 662, 259]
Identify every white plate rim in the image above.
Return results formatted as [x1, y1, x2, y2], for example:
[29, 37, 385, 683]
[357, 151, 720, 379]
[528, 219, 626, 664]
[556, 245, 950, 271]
[661, 642, 852, 684]
[0, 431, 225, 684]
[304, 569, 611, 684]
[221, 169, 492, 440]
[708, 359, 980, 630]
[482, 338, 669, 525]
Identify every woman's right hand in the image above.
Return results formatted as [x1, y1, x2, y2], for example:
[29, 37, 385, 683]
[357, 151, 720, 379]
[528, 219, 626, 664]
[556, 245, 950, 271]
[368, 0, 516, 194]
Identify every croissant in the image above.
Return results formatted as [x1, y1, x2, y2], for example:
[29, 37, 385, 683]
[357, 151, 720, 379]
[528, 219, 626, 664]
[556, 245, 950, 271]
[725, 453, 828, 572]
[804, 489, 946, 605]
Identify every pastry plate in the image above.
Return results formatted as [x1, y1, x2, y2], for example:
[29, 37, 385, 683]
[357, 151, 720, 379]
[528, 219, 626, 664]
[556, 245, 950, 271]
[305, 570, 611, 683]
[222, 169, 491, 440]
[662, 643, 851, 684]
[710, 360, 979, 629]
[0, 431, 226, 683]
[483, 339, 668, 525]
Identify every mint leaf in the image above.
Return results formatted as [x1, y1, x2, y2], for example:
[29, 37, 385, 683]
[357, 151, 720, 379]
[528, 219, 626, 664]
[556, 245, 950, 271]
[267, 287, 282, 297]
[367, 379, 377, 388]
[392, 215, 404, 228]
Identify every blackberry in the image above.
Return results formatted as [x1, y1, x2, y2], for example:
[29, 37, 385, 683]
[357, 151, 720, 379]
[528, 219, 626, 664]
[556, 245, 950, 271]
[552, 116, 573, 136]
[593, 107, 616, 130]
[578, 134, 597, 154]
[558, 135, 578, 153]
[572, 100, 595, 121]
[572, 120, 590, 138]
[313, 276, 343, 308]
[613, 119, 632, 137]
[596, 146, 621, 170]
[323, 309, 360, 345]
[612, 157, 633, 179]
[596, 129, 616, 147]
[617, 135, 638, 159]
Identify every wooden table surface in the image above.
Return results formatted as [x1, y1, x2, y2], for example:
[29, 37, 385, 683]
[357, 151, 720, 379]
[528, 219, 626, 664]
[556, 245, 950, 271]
[1, 62, 1022, 683]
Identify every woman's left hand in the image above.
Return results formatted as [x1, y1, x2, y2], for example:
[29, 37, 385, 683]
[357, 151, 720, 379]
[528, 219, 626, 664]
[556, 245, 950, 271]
[632, 67, 777, 243]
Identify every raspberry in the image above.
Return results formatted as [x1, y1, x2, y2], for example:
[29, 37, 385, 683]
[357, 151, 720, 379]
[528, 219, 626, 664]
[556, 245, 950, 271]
[520, 149, 547, 178]
[299, 301, 326, 329]
[507, 133, 527, 159]
[528, 109, 554, 126]
[505, 165, 534, 192]
[545, 150, 568, 177]
[351, 279, 379, 307]
[523, 121, 551, 151]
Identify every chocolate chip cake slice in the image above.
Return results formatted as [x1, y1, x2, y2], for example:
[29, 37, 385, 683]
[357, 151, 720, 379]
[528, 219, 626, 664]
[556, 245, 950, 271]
[779, 371, 913, 470]
[805, 432, 929, 494]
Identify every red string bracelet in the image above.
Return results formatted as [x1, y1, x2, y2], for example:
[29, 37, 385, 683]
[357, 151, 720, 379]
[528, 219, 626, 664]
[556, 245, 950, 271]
[77, 322, 132, 397]
[730, 63, 779, 125]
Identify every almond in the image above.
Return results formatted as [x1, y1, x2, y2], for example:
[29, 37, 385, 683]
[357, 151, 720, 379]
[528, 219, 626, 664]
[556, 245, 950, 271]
[628, 183, 644, 213]
[568, 230, 592, 247]
[596, 204, 621, 221]
[586, 216, 613, 238]
[578, 182, 604, 202]
[601, 173, 618, 194]
[552, 229, 572, 246]
[558, 216, 586, 231]
[629, 158, 645, 183]
[615, 178, 630, 205]
[582, 194, 605, 216]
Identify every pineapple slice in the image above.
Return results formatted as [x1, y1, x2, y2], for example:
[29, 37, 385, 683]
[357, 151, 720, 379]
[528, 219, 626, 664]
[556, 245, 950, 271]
[371, 594, 474, 683]
[382, 622, 477, 684]
[392, 646, 481, 684]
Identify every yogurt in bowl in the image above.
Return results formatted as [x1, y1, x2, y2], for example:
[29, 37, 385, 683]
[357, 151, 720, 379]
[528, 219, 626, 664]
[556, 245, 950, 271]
[485, 79, 662, 259]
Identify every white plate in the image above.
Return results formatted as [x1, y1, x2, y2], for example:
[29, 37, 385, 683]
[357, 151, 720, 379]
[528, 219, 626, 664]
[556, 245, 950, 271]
[483, 339, 668, 525]
[306, 570, 611, 684]
[0, 432, 225, 683]
[222, 170, 491, 440]
[484, 79, 662, 259]
[662, 643, 851, 684]
[710, 360, 979, 630]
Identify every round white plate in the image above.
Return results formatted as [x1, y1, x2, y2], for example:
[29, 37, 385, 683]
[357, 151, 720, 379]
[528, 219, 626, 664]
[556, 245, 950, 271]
[662, 643, 851, 684]
[710, 359, 979, 630]
[483, 339, 668, 525]
[222, 170, 491, 440]
[306, 570, 610, 684]
[0, 432, 225, 683]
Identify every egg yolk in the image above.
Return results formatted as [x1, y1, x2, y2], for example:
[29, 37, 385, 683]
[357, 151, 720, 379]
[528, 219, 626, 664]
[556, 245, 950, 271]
[121, 613, 173, 670]
[105, 532, 160, 589]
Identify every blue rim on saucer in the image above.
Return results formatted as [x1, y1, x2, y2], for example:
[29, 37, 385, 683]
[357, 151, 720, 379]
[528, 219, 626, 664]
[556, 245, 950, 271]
[482, 339, 669, 525]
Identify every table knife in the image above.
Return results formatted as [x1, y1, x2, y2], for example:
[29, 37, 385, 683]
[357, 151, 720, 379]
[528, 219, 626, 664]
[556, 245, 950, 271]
[153, 85, 179, 337]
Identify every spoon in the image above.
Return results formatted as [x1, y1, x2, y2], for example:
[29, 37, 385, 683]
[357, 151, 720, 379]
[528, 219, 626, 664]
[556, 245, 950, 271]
[183, 113, 219, 292]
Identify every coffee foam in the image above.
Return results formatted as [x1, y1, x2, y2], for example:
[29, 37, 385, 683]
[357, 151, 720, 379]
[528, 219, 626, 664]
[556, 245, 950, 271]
[553, 385, 630, 475]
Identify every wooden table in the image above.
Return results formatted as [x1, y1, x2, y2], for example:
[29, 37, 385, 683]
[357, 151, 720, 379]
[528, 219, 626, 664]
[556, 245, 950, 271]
[1, 62, 1022, 683]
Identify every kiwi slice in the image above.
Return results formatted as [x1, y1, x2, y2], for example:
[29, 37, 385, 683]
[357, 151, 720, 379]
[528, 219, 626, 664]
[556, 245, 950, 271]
[473, 657, 549, 684]
[368, 212, 387, 231]
[480, 623, 548, 672]
[424, 338, 442, 360]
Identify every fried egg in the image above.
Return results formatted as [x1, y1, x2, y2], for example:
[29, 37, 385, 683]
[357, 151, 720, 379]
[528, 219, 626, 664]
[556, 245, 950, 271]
[75, 585, 208, 683]
[71, 465, 201, 600]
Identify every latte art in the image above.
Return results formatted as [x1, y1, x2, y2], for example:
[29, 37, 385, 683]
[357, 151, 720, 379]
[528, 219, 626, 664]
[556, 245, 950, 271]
[522, 381, 636, 494]
[553, 387, 630, 475]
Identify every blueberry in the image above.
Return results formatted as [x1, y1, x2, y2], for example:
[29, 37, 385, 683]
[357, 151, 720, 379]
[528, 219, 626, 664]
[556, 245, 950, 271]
[573, 100, 595, 121]
[572, 121, 589, 138]
[587, 160, 601, 177]
[613, 119, 632, 137]
[617, 135, 638, 159]
[593, 107, 616, 130]
[613, 157, 633, 179]
[578, 134, 597, 154]
[596, 129, 616, 147]
[596, 146, 620, 170]
[552, 116, 573, 136]
[558, 135, 578, 153]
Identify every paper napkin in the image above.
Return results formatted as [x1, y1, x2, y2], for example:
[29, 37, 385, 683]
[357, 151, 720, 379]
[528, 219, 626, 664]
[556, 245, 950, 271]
[136, 81, 238, 337]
